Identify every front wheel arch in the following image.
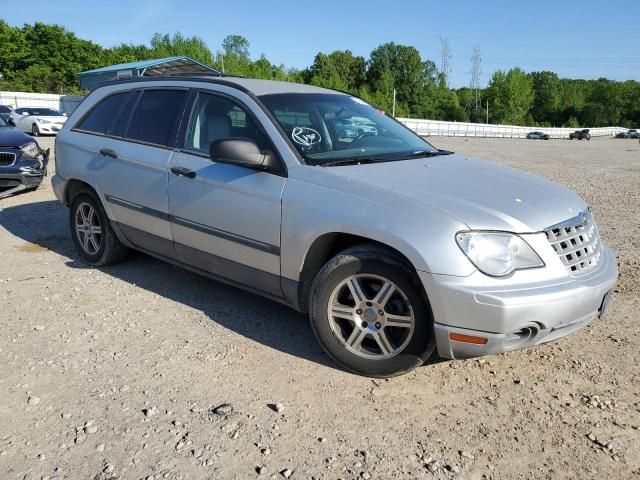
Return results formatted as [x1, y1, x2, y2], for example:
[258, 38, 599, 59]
[297, 233, 420, 313]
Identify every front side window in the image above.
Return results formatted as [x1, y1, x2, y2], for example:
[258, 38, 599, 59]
[185, 92, 269, 155]
[126, 89, 187, 146]
[259, 93, 439, 166]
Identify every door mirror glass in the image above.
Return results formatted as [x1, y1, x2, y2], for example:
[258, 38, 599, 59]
[210, 138, 275, 170]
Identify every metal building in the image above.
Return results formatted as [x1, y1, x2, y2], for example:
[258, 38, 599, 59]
[78, 56, 221, 90]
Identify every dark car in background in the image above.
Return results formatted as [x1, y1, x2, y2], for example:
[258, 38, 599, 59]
[615, 129, 639, 139]
[0, 105, 12, 123]
[526, 131, 550, 140]
[0, 115, 49, 199]
[569, 129, 591, 140]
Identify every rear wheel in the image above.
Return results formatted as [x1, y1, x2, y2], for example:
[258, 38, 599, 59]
[69, 189, 128, 266]
[31, 124, 40, 136]
[309, 245, 435, 377]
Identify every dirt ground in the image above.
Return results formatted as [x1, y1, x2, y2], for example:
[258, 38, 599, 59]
[1, 136, 639, 480]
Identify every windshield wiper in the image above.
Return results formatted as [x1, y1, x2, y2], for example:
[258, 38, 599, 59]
[319, 157, 392, 167]
[406, 149, 453, 158]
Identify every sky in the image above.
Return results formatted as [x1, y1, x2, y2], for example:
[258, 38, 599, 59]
[2, 0, 639, 88]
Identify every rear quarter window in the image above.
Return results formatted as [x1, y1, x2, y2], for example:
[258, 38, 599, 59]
[76, 92, 131, 134]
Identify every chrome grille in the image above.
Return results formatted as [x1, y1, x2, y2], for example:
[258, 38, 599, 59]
[545, 210, 601, 275]
[0, 152, 16, 166]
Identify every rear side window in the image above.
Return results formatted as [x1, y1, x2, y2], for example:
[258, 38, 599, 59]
[125, 89, 187, 146]
[76, 92, 130, 134]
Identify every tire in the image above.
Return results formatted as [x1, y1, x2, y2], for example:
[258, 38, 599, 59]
[69, 189, 128, 266]
[31, 124, 40, 136]
[309, 244, 436, 377]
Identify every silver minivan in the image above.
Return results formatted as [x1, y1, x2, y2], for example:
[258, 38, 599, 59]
[52, 76, 618, 377]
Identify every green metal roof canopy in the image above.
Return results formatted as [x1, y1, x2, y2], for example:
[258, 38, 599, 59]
[79, 56, 221, 90]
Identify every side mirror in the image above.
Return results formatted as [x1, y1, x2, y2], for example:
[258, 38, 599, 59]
[210, 138, 278, 172]
[7, 118, 15, 126]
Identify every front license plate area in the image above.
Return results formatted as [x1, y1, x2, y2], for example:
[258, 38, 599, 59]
[598, 290, 613, 318]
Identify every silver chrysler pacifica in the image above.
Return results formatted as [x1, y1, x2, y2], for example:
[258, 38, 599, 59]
[52, 76, 618, 377]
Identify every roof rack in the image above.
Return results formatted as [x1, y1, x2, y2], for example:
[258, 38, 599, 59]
[163, 71, 247, 79]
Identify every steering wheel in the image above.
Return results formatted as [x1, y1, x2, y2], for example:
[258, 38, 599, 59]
[350, 131, 377, 147]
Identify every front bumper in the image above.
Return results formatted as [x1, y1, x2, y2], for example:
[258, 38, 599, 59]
[0, 149, 49, 199]
[420, 245, 618, 359]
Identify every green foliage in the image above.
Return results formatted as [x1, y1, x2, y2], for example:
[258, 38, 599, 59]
[307, 50, 366, 92]
[485, 68, 534, 125]
[0, 20, 638, 127]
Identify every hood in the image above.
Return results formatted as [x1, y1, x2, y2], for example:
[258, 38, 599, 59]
[31, 116, 67, 123]
[325, 153, 587, 232]
[0, 126, 35, 148]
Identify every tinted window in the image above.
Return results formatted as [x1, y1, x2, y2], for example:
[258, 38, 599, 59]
[77, 92, 130, 134]
[0, 106, 10, 113]
[185, 93, 270, 154]
[110, 92, 139, 137]
[126, 89, 187, 146]
[28, 108, 63, 116]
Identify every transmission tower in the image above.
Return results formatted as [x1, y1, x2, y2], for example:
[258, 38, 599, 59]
[470, 45, 482, 110]
[439, 37, 452, 87]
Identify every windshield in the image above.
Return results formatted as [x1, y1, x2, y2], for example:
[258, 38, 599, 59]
[258, 93, 439, 166]
[0, 116, 6, 126]
[25, 108, 63, 116]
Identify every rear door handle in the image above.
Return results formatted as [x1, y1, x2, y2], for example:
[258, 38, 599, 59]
[99, 148, 117, 159]
[170, 166, 196, 179]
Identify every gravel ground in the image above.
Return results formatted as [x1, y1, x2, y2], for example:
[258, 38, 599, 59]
[1, 136, 639, 480]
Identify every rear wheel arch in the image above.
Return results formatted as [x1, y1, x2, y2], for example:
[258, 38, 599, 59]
[65, 179, 95, 205]
[296, 233, 425, 313]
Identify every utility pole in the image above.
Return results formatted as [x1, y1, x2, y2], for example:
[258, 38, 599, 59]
[486, 99, 489, 124]
[392, 88, 396, 117]
[439, 37, 452, 87]
[470, 45, 482, 110]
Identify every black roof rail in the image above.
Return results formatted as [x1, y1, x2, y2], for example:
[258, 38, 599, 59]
[96, 75, 252, 93]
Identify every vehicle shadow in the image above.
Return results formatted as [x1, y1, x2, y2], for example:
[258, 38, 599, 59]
[1, 199, 443, 374]
[0, 199, 335, 370]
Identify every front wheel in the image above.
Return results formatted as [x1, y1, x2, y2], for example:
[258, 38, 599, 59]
[31, 124, 40, 136]
[309, 245, 435, 377]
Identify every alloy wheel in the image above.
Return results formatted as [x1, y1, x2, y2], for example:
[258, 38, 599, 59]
[74, 202, 102, 255]
[327, 274, 415, 360]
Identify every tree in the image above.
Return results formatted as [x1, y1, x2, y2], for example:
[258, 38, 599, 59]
[219, 35, 251, 75]
[485, 68, 534, 125]
[307, 50, 366, 92]
[367, 42, 437, 115]
[149, 32, 213, 66]
[530, 71, 561, 125]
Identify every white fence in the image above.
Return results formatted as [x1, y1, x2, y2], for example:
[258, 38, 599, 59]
[398, 118, 628, 139]
[0, 91, 84, 114]
[0, 91, 633, 138]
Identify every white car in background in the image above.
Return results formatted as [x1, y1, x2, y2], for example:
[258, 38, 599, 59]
[8, 107, 68, 136]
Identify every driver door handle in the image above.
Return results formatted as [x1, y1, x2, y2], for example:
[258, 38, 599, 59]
[171, 166, 196, 179]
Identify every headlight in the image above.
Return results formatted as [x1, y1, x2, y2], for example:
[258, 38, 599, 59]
[456, 231, 544, 277]
[36, 118, 51, 124]
[20, 142, 41, 159]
